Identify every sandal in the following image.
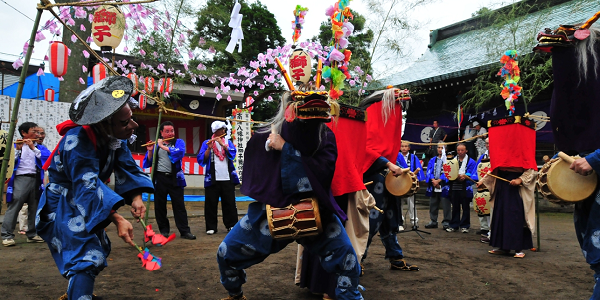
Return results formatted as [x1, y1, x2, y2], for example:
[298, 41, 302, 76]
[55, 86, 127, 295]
[390, 258, 420, 271]
[488, 249, 508, 255]
[514, 252, 525, 258]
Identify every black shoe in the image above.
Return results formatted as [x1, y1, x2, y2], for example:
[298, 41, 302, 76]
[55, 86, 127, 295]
[181, 232, 196, 240]
[476, 229, 489, 235]
[227, 227, 233, 232]
[425, 223, 438, 229]
[442, 225, 449, 230]
[160, 232, 170, 237]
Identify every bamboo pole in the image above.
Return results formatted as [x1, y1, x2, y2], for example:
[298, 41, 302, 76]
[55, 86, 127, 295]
[0, 2, 44, 211]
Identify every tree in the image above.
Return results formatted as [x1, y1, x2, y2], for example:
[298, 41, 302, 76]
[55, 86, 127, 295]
[130, 31, 182, 64]
[461, 0, 554, 111]
[191, 0, 285, 73]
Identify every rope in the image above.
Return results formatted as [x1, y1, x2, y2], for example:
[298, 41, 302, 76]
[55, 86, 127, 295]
[38, 0, 157, 10]
[523, 112, 550, 121]
[162, 108, 267, 124]
[402, 133, 489, 147]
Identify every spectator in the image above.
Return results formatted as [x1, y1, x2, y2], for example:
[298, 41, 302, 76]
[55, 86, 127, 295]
[462, 121, 477, 157]
[2, 122, 50, 247]
[396, 141, 425, 229]
[475, 138, 491, 241]
[473, 121, 488, 158]
[445, 143, 477, 233]
[143, 121, 196, 240]
[424, 143, 451, 230]
[197, 121, 240, 235]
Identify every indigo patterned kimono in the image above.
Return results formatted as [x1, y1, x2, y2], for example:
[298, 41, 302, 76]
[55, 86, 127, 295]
[36, 127, 154, 278]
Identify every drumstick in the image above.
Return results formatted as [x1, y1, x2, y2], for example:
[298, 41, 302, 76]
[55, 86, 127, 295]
[557, 152, 575, 164]
[364, 181, 373, 186]
[484, 172, 512, 183]
[141, 136, 175, 147]
[372, 206, 384, 214]
[413, 168, 421, 175]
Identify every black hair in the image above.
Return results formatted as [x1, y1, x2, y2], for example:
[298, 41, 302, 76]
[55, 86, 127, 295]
[159, 121, 175, 138]
[18, 122, 38, 137]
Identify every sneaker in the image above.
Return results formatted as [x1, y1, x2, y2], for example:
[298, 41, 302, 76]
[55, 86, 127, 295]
[206, 230, 215, 235]
[445, 227, 455, 232]
[27, 235, 44, 243]
[461, 228, 469, 233]
[424, 223, 438, 229]
[390, 258, 420, 271]
[227, 227, 233, 232]
[480, 237, 490, 243]
[2, 239, 16, 247]
[398, 226, 405, 231]
[442, 225, 449, 230]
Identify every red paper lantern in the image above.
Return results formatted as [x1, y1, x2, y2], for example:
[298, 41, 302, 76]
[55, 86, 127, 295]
[144, 77, 155, 94]
[139, 94, 147, 110]
[44, 88, 55, 102]
[158, 78, 174, 94]
[127, 73, 139, 97]
[92, 63, 107, 84]
[48, 41, 69, 77]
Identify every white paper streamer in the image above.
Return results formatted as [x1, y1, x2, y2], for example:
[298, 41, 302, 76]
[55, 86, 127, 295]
[225, 2, 243, 53]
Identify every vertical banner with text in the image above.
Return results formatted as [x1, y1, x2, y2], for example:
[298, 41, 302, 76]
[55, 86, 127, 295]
[231, 109, 252, 183]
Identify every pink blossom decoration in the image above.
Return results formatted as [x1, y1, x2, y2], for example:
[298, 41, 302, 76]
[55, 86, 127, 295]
[253, 90, 259, 96]
[227, 96, 232, 102]
[216, 94, 222, 100]
[199, 88, 206, 96]
[83, 50, 90, 58]
[78, 77, 85, 85]
[140, 49, 146, 56]
[71, 35, 77, 43]
[209, 46, 216, 54]
[82, 65, 88, 73]
[58, 76, 64, 81]
[36, 68, 44, 76]
[35, 31, 46, 42]
[67, 18, 75, 26]
[12, 58, 23, 70]
[80, 24, 86, 32]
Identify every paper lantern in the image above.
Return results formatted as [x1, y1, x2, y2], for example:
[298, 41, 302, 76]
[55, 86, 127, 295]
[44, 88, 55, 102]
[144, 77, 155, 94]
[47, 41, 69, 77]
[139, 94, 147, 110]
[92, 63, 107, 84]
[91, 5, 125, 52]
[158, 78, 174, 94]
[127, 73, 139, 96]
[288, 49, 312, 84]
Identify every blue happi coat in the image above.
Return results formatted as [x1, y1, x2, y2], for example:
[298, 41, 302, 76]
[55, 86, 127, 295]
[143, 138, 187, 187]
[425, 156, 449, 197]
[395, 152, 426, 181]
[6, 143, 51, 203]
[197, 139, 240, 187]
[36, 127, 154, 278]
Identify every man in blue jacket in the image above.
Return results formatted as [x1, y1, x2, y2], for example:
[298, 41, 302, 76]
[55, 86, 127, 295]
[445, 143, 478, 233]
[396, 141, 425, 229]
[197, 121, 239, 235]
[144, 121, 196, 240]
[2, 122, 50, 247]
[424, 143, 451, 229]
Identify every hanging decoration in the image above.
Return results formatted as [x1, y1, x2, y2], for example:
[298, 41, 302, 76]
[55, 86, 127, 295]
[497, 50, 522, 116]
[321, 0, 354, 99]
[139, 94, 147, 110]
[225, 1, 243, 53]
[47, 41, 69, 78]
[291, 5, 308, 44]
[91, 5, 125, 52]
[158, 78, 174, 94]
[44, 88, 55, 102]
[289, 49, 312, 84]
[127, 73, 139, 97]
[144, 77, 155, 94]
[92, 63, 107, 84]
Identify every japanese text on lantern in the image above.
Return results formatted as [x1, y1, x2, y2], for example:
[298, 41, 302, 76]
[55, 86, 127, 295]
[290, 55, 307, 81]
[93, 26, 111, 42]
[94, 9, 117, 25]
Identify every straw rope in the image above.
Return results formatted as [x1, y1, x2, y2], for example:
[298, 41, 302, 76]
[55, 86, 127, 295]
[402, 133, 488, 147]
[38, 0, 157, 10]
[523, 112, 550, 121]
[162, 108, 267, 124]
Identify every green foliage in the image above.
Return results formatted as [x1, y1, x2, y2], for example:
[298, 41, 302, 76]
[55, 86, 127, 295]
[251, 99, 279, 122]
[191, 0, 285, 72]
[131, 31, 182, 64]
[461, 0, 554, 111]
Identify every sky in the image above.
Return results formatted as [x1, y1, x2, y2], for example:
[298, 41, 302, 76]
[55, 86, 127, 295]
[0, 0, 501, 78]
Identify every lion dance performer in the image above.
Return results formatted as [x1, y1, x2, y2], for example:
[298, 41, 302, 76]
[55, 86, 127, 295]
[36, 76, 154, 300]
[534, 13, 600, 298]
[216, 90, 363, 300]
[360, 86, 419, 271]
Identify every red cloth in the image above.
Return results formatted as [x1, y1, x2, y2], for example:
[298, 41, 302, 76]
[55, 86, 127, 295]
[489, 123, 537, 171]
[327, 117, 367, 196]
[363, 101, 403, 173]
[43, 120, 97, 170]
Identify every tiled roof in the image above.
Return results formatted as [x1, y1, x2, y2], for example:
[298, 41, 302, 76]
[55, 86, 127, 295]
[375, 0, 598, 88]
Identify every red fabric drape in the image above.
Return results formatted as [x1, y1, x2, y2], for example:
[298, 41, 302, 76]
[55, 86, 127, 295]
[363, 101, 403, 173]
[327, 117, 367, 196]
[489, 123, 537, 171]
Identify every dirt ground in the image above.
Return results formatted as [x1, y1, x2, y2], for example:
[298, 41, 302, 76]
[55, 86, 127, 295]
[0, 206, 594, 300]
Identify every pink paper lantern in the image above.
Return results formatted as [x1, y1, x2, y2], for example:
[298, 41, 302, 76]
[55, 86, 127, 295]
[48, 42, 69, 77]
[144, 77, 155, 94]
[127, 73, 139, 96]
[44, 88, 55, 102]
[92, 63, 107, 83]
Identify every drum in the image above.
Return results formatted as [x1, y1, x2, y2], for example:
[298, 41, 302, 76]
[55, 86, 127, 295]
[443, 158, 459, 180]
[266, 198, 322, 240]
[473, 188, 491, 215]
[477, 159, 491, 179]
[385, 169, 420, 197]
[537, 153, 598, 204]
[0, 130, 15, 181]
